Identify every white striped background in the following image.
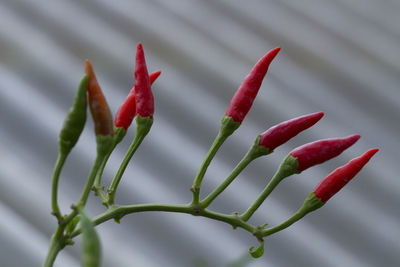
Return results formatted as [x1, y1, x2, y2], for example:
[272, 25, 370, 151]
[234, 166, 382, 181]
[0, 0, 399, 266]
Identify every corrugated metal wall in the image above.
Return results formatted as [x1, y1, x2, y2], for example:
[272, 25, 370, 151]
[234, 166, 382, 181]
[0, 0, 399, 266]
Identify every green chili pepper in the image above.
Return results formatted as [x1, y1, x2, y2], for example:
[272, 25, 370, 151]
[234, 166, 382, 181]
[79, 209, 101, 267]
[59, 75, 88, 155]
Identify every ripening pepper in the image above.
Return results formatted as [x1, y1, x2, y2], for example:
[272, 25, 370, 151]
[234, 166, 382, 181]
[260, 148, 378, 238]
[58, 75, 88, 154]
[266, 134, 361, 186]
[85, 60, 114, 137]
[240, 133, 358, 222]
[296, 148, 379, 217]
[289, 134, 361, 172]
[314, 148, 379, 202]
[114, 70, 161, 130]
[134, 43, 154, 119]
[225, 47, 280, 123]
[258, 112, 324, 152]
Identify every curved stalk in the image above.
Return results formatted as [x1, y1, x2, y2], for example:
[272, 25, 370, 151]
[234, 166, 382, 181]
[70, 203, 257, 239]
[51, 152, 68, 221]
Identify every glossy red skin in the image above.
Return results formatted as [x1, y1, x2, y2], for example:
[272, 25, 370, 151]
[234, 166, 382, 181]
[314, 148, 378, 202]
[85, 60, 114, 136]
[134, 43, 154, 118]
[149, 70, 162, 85]
[114, 71, 161, 130]
[290, 134, 361, 171]
[226, 47, 280, 123]
[259, 112, 324, 151]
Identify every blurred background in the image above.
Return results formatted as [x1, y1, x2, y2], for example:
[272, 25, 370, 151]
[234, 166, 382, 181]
[0, 0, 399, 266]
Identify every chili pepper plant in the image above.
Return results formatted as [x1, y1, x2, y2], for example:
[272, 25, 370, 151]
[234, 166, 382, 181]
[44, 43, 378, 266]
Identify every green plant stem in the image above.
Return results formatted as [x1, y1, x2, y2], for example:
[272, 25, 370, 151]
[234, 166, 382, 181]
[262, 205, 309, 237]
[63, 136, 114, 226]
[50, 200, 315, 267]
[93, 149, 113, 188]
[44, 137, 114, 267]
[201, 152, 254, 208]
[107, 134, 145, 204]
[93, 184, 109, 206]
[192, 116, 240, 205]
[61, 153, 106, 227]
[93, 128, 127, 206]
[192, 132, 228, 204]
[240, 173, 283, 222]
[43, 226, 65, 267]
[78, 153, 108, 208]
[51, 152, 68, 222]
[92, 148, 115, 205]
[70, 203, 258, 239]
[107, 116, 152, 205]
[261, 192, 324, 237]
[241, 157, 297, 222]
[200, 137, 270, 209]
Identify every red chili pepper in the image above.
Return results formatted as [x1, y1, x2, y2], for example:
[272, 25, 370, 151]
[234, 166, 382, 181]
[134, 43, 154, 119]
[314, 148, 378, 202]
[149, 70, 161, 84]
[225, 47, 280, 123]
[259, 112, 324, 151]
[85, 60, 114, 136]
[114, 70, 161, 130]
[290, 134, 360, 171]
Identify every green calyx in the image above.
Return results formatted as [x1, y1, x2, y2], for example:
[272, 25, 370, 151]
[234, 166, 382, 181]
[300, 192, 325, 214]
[96, 135, 114, 157]
[278, 154, 300, 178]
[113, 126, 127, 145]
[136, 115, 153, 136]
[220, 115, 241, 137]
[248, 135, 271, 159]
[59, 75, 88, 155]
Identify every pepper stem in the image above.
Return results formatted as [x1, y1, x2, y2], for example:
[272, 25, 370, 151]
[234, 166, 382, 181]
[262, 207, 307, 237]
[93, 127, 127, 204]
[107, 116, 153, 205]
[42, 226, 65, 267]
[240, 154, 299, 222]
[262, 192, 324, 237]
[78, 135, 114, 208]
[191, 116, 240, 204]
[51, 152, 68, 222]
[201, 136, 270, 208]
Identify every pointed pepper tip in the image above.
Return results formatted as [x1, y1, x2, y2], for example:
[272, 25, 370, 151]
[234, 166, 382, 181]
[137, 42, 143, 51]
[349, 134, 361, 142]
[269, 46, 281, 56]
[309, 111, 324, 121]
[365, 148, 379, 158]
[84, 59, 93, 76]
